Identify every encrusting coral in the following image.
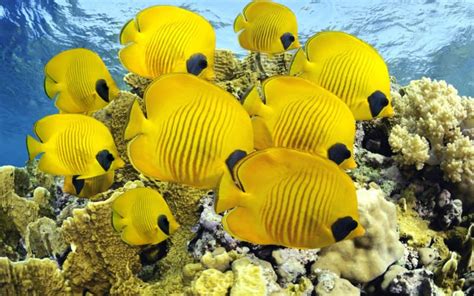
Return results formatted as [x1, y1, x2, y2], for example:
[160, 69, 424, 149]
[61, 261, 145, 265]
[388, 78, 474, 204]
[312, 185, 404, 283]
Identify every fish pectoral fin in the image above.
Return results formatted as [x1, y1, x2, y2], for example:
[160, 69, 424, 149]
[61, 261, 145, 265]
[223, 207, 272, 245]
[252, 117, 273, 150]
[54, 90, 83, 113]
[112, 211, 126, 232]
[119, 44, 148, 78]
[127, 135, 159, 179]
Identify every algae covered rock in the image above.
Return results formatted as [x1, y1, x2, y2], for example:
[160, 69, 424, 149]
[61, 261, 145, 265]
[190, 268, 234, 296]
[25, 217, 67, 259]
[0, 257, 71, 295]
[312, 186, 404, 283]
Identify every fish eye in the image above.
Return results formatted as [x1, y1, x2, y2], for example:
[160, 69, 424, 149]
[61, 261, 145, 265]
[107, 153, 115, 162]
[280, 32, 296, 50]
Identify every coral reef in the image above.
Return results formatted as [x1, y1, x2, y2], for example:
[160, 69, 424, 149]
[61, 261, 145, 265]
[312, 186, 404, 283]
[0, 49, 472, 296]
[388, 78, 474, 204]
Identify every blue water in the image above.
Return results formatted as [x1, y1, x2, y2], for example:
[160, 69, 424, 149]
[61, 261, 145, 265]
[0, 0, 473, 166]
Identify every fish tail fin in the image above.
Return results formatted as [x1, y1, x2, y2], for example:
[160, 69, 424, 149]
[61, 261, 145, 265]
[233, 14, 246, 33]
[119, 18, 137, 45]
[215, 170, 244, 213]
[26, 135, 43, 161]
[242, 86, 265, 116]
[112, 211, 127, 232]
[289, 48, 309, 76]
[44, 76, 60, 99]
[124, 100, 146, 140]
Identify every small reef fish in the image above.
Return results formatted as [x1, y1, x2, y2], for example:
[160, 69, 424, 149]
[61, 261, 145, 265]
[44, 48, 119, 114]
[119, 6, 216, 80]
[63, 171, 115, 198]
[216, 148, 365, 249]
[234, 0, 300, 54]
[26, 114, 125, 178]
[124, 73, 254, 189]
[290, 31, 394, 120]
[112, 187, 180, 246]
[243, 76, 357, 169]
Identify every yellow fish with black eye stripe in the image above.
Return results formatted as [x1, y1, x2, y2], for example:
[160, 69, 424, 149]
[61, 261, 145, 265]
[216, 148, 365, 249]
[290, 31, 394, 120]
[63, 171, 114, 198]
[243, 76, 357, 169]
[124, 73, 254, 189]
[26, 114, 124, 178]
[119, 6, 215, 80]
[112, 188, 179, 246]
[234, 0, 300, 54]
[44, 48, 119, 114]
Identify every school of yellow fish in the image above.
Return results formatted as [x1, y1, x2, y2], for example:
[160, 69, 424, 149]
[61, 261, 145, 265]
[25, 1, 394, 249]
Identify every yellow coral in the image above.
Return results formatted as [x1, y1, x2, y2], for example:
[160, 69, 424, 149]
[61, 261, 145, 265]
[389, 125, 430, 169]
[191, 269, 234, 296]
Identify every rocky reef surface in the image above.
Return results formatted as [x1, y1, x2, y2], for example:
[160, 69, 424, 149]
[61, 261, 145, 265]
[0, 50, 473, 295]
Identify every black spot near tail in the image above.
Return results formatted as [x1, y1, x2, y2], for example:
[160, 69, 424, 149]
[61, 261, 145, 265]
[95, 79, 110, 102]
[280, 32, 296, 50]
[226, 150, 247, 176]
[368, 90, 388, 117]
[328, 143, 351, 165]
[157, 215, 170, 235]
[72, 175, 85, 195]
[96, 149, 114, 171]
[331, 216, 358, 242]
[186, 53, 208, 76]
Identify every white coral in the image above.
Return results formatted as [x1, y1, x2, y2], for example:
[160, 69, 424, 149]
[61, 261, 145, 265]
[389, 77, 474, 190]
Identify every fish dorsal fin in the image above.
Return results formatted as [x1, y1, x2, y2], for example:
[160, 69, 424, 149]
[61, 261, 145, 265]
[260, 76, 319, 110]
[143, 73, 225, 120]
[33, 114, 85, 142]
[135, 6, 195, 33]
[305, 31, 379, 63]
[119, 18, 137, 45]
[243, 1, 284, 22]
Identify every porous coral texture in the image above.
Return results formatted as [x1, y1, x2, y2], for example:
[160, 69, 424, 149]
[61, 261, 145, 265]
[60, 188, 142, 294]
[0, 257, 71, 295]
[312, 186, 404, 283]
[388, 78, 473, 192]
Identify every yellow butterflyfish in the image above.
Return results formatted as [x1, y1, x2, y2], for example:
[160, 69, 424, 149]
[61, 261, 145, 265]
[290, 31, 394, 120]
[44, 48, 119, 113]
[63, 171, 115, 198]
[234, 0, 301, 54]
[243, 76, 357, 169]
[26, 114, 124, 178]
[112, 188, 179, 246]
[119, 6, 215, 80]
[124, 73, 253, 189]
[216, 148, 365, 249]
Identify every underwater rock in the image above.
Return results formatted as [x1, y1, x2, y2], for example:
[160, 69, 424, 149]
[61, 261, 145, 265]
[312, 186, 404, 283]
[0, 257, 71, 295]
[25, 217, 67, 259]
[190, 268, 234, 296]
[387, 268, 439, 296]
[282, 277, 314, 296]
[313, 269, 360, 296]
[272, 248, 319, 285]
[123, 73, 152, 97]
[388, 78, 474, 205]
[230, 257, 281, 295]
